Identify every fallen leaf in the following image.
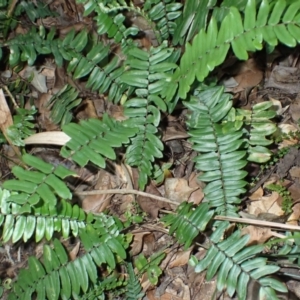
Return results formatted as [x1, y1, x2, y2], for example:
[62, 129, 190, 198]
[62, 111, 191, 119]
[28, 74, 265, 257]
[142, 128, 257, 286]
[69, 242, 80, 261]
[165, 178, 198, 208]
[81, 169, 112, 213]
[242, 225, 273, 244]
[169, 249, 192, 268]
[130, 232, 151, 256]
[289, 167, 300, 179]
[248, 191, 284, 216]
[249, 187, 264, 200]
[188, 172, 205, 205]
[287, 203, 300, 226]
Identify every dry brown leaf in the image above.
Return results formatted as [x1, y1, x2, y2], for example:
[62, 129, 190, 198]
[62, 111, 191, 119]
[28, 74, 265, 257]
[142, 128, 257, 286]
[75, 99, 98, 120]
[290, 97, 300, 123]
[223, 58, 263, 93]
[241, 225, 273, 244]
[169, 249, 192, 268]
[288, 183, 300, 201]
[81, 169, 112, 213]
[270, 97, 289, 116]
[165, 178, 198, 208]
[287, 203, 300, 226]
[130, 232, 151, 256]
[289, 167, 300, 179]
[248, 191, 284, 216]
[137, 183, 167, 218]
[249, 187, 264, 200]
[188, 172, 205, 205]
[69, 242, 80, 261]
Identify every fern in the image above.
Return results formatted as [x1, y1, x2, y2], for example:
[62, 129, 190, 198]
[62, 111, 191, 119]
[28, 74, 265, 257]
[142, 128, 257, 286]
[1, 27, 128, 102]
[61, 113, 138, 167]
[184, 87, 247, 216]
[121, 42, 178, 188]
[3, 153, 74, 207]
[125, 263, 144, 300]
[7, 224, 128, 300]
[163, 0, 300, 100]
[6, 106, 36, 146]
[47, 84, 82, 126]
[190, 222, 288, 300]
[0, 188, 88, 243]
[162, 202, 214, 248]
[1, 0, 299, 299]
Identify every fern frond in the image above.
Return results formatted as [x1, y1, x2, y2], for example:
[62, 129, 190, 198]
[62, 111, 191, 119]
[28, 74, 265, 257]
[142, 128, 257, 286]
[164, 0, 300, 100]
[244, 102, 277, 162]
[143, 0, 183, 43]
[121, 42, 177, 189]
[172, 0, 211, 45]
[76, 0, 139, 52]
[6, 106, 36, 146]
[191, 223, 288, 300]
[0, 188, 87, 242]
[162, 202, 214, 248]
[47, 84, 82, 126]
[61, 113, 138, 168]
[185, 86, 247, 216]
[8, 226, 128, 300]
[125, 263, 144, 300]
[1, 28, 128, 102]
[3, 154, 75, 207]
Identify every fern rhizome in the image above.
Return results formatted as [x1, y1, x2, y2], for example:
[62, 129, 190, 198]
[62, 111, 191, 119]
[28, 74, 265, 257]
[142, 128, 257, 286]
[0, 0, 299, 299]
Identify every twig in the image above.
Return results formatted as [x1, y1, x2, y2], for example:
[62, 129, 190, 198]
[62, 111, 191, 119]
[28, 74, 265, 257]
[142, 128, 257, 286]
[2, 85, 19, 109]
[214, 215, 300, 232]
[76, 189, 178, 206]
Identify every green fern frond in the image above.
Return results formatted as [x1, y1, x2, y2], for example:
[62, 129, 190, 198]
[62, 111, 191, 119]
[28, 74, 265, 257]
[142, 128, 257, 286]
[8, 227, 128, 300]
[238, 102, 277, 162]
[121, 42, 177, 189]
[142, 0, 183, 43]
[61, 113, 138, 168]
[76, 0, 139, 52]
[190, 222, 288, 300]
[47, 84, 82, 126]
[1, 28, 128, 102]
[172, 0, 212, 45]
[185, 86, 247, 216]
[135, 251, 165, 285]
[162, 202, 214, 248]
[6, 106, 36, 146]
[0, 188, 86, 242]
[81, 276, 125, 300]
[164, 0, 300, 100]
[125, 263, 145, 300]
[16, 0, 56, 23]
[3, 154, 75, 207]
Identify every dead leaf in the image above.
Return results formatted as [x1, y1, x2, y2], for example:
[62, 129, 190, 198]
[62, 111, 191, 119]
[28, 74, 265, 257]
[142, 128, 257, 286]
[69, 242, 80, 261]
[248, 191, 284, 216]
[289, 167, 300, 179]
[19, 66, 48, 93]
[270, 97, 289, 115]
[130, 232, 151, 256]
[169, 249, 192, 268]
[165, 178, 198, 208]
[188, 172, 205, 205]
[242, 225, 273, 244]
[287, 203, 300, 226]
[249, 187, 264, 200]
[81, 169, 112, 213]
[223, 58, 263, 93]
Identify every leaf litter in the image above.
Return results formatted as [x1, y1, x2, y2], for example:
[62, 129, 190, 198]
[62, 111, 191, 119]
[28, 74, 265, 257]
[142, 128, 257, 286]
[2, 2, 300, 300]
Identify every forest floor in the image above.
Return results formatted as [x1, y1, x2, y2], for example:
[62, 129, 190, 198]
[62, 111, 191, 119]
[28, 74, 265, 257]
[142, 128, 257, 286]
[1, 1, 300, 299]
